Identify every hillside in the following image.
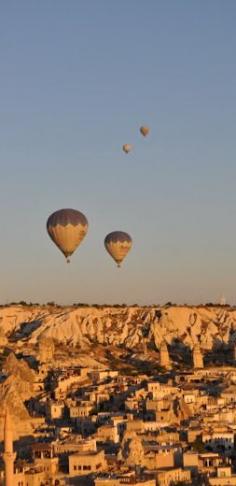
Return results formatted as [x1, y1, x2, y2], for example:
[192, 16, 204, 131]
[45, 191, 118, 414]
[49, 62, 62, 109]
[0, 304, 235, 352]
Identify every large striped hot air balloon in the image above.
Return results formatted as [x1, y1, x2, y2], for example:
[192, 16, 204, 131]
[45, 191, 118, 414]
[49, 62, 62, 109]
[46, 208, 88, 262]
[104, 231, 132, 267]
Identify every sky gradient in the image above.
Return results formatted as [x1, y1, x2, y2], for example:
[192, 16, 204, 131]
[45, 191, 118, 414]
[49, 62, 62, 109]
[0, 1, 236, 305]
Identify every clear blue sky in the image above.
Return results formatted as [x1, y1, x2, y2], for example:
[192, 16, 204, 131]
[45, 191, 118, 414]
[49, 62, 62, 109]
[0, 1, 236, 305]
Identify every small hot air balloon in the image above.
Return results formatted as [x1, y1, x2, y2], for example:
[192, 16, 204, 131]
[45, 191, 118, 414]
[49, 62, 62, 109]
[140, 126, 150, 137]
[104, 231, 132, 267]
[122, 144, 133, 154]
[46, 208, 88, 263]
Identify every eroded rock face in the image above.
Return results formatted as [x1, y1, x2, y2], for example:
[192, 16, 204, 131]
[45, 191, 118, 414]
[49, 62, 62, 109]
[0, 373, 34, 440]
[0, 304, 236, 352]
[0, 352, 36, 439]
[3, 352, 35, 390]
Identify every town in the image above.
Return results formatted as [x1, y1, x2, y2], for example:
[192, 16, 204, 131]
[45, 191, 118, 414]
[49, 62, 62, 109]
[1, 304, 236, 485]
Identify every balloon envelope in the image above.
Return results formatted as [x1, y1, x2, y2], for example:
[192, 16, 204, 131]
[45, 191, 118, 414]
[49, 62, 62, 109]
[104, 231, 132, 267]
[122, 144, 132, 154]
[140, 126, 150, 137]
[47, 208, 88, 262]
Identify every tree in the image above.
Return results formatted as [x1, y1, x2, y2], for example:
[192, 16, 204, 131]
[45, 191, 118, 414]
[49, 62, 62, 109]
[192, 435, 205, 453]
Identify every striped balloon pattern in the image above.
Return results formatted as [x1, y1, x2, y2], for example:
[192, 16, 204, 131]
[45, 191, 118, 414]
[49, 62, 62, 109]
[47, 209, 88, 262]
[104, 231, 132, 267]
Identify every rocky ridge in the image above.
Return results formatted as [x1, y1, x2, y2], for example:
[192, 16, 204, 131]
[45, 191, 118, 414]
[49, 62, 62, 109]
[0, 304, 236, 351]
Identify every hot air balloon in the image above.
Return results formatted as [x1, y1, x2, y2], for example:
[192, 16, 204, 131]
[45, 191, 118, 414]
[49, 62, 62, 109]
[122, 144, 133, 154]
[104, 231, 132, 267]
[140, 126, 150, 137]
[46, 209, 88, 263]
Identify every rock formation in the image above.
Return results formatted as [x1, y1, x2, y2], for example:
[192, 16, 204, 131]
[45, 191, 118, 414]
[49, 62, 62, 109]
[232, 342, 236, 362]
[0, 353, 35, 439]
[3, 352, 35, 396]
[193, 344, 204, 369]
[0, 304, 236, 353]
[0, 375, 33, 439]
[38, 335, 55, 363]
[159, 340, 171, 369]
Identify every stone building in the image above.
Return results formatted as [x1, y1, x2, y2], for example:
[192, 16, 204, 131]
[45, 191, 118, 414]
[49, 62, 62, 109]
[69, 449, 107, 477]
[208, 467, 236, 485]
[156, 467, 191, 486]
[95, 476, 155, 486]
[32, 443, 59, 478]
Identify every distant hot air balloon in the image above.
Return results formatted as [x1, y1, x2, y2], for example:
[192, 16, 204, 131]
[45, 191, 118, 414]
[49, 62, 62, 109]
[140, 126, 150, 137]
[122, 144, 133, 154]
[46, 208, 88, 263]
[104, 231, 132, 267]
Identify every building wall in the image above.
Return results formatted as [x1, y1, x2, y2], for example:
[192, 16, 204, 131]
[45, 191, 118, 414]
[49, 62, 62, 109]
[96, 425, 119, 443]
[143, 450, 176, 470]
[156, 468, 191, 486]
[69, 450, 107, 477]
[34, 457, 58, 477]
[24, 471, 45, 486]
[95, 479, 155, 486]
[208, 477, 236, 485]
